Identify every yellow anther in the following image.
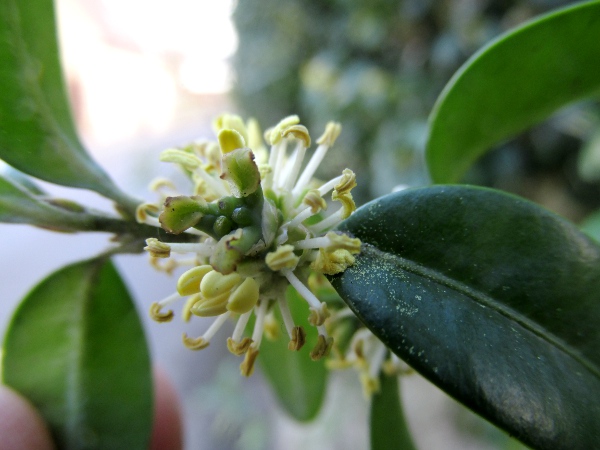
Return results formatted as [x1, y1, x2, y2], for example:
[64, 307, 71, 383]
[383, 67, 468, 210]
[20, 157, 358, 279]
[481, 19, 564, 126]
[360, 373, 381, 397]
[325, 358, 354, 370]
[263, 312, 280, 340]
[227, 337, 253, 356]
[160, 149, 201, 170]
[258, 164, 272, 181]
[316, 121, 342, 146]
[144, 238, 171, 258]
[150, 257, 178, 275]
[282, 124, 311, 147]
[240, 347, 260, 377]
[310, 335, 334, 361]
[325, 232, 361, 253]
[247, 118, 265, 151]
[182, 333, 210, 350]
[268, 115, 300, 145]
[200, 271, 242, 298]
[190, 292, 230, 317]
[213, 113, 249, 144]
[308, 303, 330, 327]
[149, 178, 178, 194]
[182, 294, 201, 322]
[311, 248, 356, 275]
[176, 265, 213, 296]
[288, 326, 306, 351]
[149, 302, 174, 323]
[218, 129, 246, 154]
[136, 203, 160, 223]
[226, 277, 259, 314]
[265, 245, 300, 271]
[332, 191, 356, 219]
[302, 189, 327, 214]
[334, 169, 357, 195]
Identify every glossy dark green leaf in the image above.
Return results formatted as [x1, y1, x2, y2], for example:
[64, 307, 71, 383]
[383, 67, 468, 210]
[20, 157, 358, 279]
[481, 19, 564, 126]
[331, 185, 600, 450]
[426, 1, 600, 183]
[2, 258, 153, 449]
[0, 0, 137, 211]
[370, 374, 416, 450]
[253, 286, 328, 421]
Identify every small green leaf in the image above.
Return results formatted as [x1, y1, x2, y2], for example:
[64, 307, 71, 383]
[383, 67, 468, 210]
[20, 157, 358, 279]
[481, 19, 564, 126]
[0, 0, 137, 211]
[253, 286, 328, 421]
[370, 375, 416, 450]
[331, 186, 600, 450]
[2, 258, 152, 449]
[426, 1, 600, 183]
[0, 171, 91, 231]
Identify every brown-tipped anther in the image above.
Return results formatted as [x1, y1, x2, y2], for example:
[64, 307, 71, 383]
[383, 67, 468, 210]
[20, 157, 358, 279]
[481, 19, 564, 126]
[150, 302, 174, 323]
[310, 335, 334, 361]
[308, 304, 330, 327]
[182, 333, 210, 350]
[240, 347, 259, 377]
[288, 326, 307, 351]
[144, 238, 171, 258]
[227, 337, 253, 356]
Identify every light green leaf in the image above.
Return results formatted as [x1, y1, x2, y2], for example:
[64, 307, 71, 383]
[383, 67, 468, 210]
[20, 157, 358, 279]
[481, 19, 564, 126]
[253, 285, 328, 421]
[370, 374, 416, 450]
[331, 185, 600, 450]
[2, 258, 153, 449]
[0, 0, 137, 211]
[426, 1, 600, 183]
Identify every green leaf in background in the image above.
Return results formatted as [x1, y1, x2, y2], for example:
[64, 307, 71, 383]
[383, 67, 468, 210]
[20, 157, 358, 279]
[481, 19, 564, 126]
[426, 1, 600, 184]
[331, 186, 600, 450]
[581, 209, 600, 242]
[577, 130, 600, 183]
[0, 0, 137, 212]
[370, 374, 416, 450]
[2, 258, 153, 449]
[253, 285, 328, 421]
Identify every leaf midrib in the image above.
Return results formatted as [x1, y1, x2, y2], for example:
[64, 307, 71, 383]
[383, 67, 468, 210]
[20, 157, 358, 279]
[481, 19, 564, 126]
[366, 244, 600, 379]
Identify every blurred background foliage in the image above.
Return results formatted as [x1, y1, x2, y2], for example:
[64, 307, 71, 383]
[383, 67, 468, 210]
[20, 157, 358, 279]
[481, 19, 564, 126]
[233, 0, 600, 220]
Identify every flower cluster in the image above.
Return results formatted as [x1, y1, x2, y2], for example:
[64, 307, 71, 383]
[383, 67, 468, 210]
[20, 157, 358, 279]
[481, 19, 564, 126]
[137, 114, 362, 376]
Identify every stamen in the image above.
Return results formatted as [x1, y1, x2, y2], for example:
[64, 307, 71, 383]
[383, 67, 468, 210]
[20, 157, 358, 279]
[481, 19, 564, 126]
[292, 122, 341, 197]
[317, 174, 344, 197]
[287, 207, 314, 228]
[202, 311, 232, 342]
[282, 270, 321, 309]
[193, 166, 229, 197]
[281, 141, 307, 191]
[169, 242, 215, 257]
[292, 143, 329, 197]
[308, 208, 344, 234]
[294, 236, 330, 250]
[231, 310, 253, 343]
[251, 299, 269, 349]
[277, 297, 296, 339]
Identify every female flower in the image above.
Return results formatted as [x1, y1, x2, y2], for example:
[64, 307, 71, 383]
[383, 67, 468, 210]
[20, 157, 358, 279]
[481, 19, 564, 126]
[137, 114, 361, 376]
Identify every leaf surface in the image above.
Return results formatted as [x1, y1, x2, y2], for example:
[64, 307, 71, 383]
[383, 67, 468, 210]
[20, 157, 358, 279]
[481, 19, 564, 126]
[370, 374, 416, 450]
[426, 1, 600, 183]
[331, 185, 600, 450]
[0, 0, 135, 208]
[2, 259, 152, 449]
